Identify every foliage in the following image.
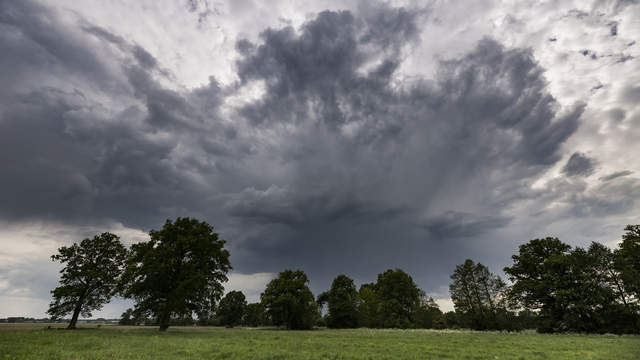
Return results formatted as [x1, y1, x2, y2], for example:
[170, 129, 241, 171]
[260, 269, 318, 329]
[47, 232, 127, 329]
[504, 233, 640, 333]
[374, 269, 423, 328]
[357, 283, 379, 328]
[243, 302, 267, 327]
[449, 259, 510, 330]
[217, 291, 247, 327]
[615, 225, 640, 305]
[318, 274, 359, 328]
[120, 218, 231, 331]
[503, 237, 571, 332]
[412, 296, 443, 329]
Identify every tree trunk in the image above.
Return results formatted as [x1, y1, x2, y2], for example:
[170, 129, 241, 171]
[158, 311, 170, 331]
[67, 302, 83, 329]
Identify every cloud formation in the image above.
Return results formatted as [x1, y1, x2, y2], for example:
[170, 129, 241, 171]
[563, 152, 597, 177]
[1, 0, 639, 317]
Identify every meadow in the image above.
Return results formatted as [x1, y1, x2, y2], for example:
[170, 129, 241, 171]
[1, 324, 639, 359]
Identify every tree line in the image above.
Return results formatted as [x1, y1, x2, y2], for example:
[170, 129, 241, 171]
[48, 218, 640, 333]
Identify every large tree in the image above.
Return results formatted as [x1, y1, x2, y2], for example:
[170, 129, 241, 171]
[318, 274, 359, 328]
[449, 259, 507, 330]
[357, 283, 379, 328]
[503, 237, 571, 332]
[615, 225, 640, 304]
[412, 295, 443, 329]
[217, 290, 247, 327]
[243, 302, 267, 327]
[504, 236, 637, 333]
[120, 218, 231, 331]
[261, 269, 317, 330]
[47, 232, 127, 329]
[374, 269, 422, 328]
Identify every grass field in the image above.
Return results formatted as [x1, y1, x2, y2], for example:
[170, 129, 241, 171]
[0, 324, 638, 359]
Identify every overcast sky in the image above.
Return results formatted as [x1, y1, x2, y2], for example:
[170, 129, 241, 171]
[1, 0, 639, 318]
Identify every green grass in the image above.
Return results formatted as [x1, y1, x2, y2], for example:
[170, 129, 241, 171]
[0, 324, 638, 359]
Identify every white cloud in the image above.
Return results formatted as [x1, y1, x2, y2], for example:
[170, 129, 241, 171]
[224, 272, 276, 303]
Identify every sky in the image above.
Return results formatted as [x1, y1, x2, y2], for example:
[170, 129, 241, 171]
[0, 0, 639, 318]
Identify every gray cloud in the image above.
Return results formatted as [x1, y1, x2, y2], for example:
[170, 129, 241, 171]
[7, 0, 638, 315]
[422, 212, 512, 238]
[599, 170, 633, 181]
[562, 152, 597, 177]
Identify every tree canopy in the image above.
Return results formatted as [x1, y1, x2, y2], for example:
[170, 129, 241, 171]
[374, 269, 422, 328]
[120, 217, 231, 331]
[261, 269, 317, 330]
[504, 234, 640, 333]
[243, 302, 267, 327]
[47, 232, 127, 329]
[449, 259, 507, 330]
[217, 290, 247, 327]
[318, 274, 359, 328]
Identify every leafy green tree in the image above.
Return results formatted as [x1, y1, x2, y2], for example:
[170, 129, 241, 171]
[243, 302, 267, 327]
[217, 290, 247, 327]
[120, 218, 231, 331]
[357, 283, 379, 328]
[318, 274, 359, 328]
[504, 236, 638, 333]
[412, 295, 442, 329]
[615, 225, 640, 304]
[503, 237, 571, 332]
[119, 309, 135, 325]
[558, 243, 637, 333]
[374, 269, 422, 328]
[261, 269, 317, 329]
[47, 232, 127, 329]
[449, 259, 507, 330]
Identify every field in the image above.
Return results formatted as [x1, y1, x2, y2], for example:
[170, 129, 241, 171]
[1, 324, 638, 359]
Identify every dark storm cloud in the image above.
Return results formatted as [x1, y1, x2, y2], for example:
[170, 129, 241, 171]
[562, 152, 597, 177]
[224, 8, 584, 287]
[422, 212, 512, 238]
[0, 0, 235, 228]
[1, 0, 597, 296]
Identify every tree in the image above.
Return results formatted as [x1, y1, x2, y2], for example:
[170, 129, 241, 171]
[503, 236, 638, 333]
[120, 218, 231, 331]
[319, 274, 359, 328]
[449, 259, 507, 330]
[357, 283, 379, 328]
[503, 237, 571, 332]
[47, 232, 127, 329]
[615, 225, 640, 304]
[374, 269, 422, 328]
[217, 291, 247, 327]
[243, 302, 267, 327]
[412, 295, 443, 329]
[261, 269, 317, 330]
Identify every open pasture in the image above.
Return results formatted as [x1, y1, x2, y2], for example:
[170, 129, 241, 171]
[1, 324, 638, 359]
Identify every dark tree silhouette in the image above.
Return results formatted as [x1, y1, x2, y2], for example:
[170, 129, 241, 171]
[217, 290, 247, 327]
[120, 218, 231, 331]
[47, 232, 127, 329]
[503, 237, 571, 332]
[615, 225, 640, 303]
[374, 269, 422, 328]
[449, 259, 507, 330]
[318, 274, 359, 328]
[243, 302, 267, 327]
[261, 269, 317, 330]
[357, 283, 379, 328]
